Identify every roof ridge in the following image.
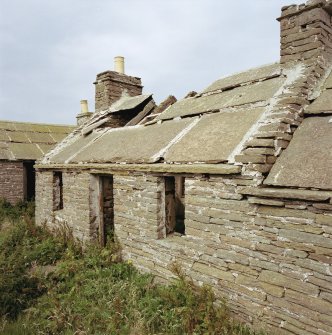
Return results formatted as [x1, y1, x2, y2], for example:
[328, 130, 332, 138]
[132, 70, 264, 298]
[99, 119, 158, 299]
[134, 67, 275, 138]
[0, 119, 75, 127]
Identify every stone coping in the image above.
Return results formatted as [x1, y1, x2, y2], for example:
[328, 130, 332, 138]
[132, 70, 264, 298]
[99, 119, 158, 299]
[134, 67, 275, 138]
[238, 186, 332, 201]
[34, 163, 241, 175]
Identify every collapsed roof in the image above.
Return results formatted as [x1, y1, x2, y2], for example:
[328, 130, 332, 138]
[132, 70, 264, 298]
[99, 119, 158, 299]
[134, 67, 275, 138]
[42, 63, 288, 163]
[40, 61, 332, 190]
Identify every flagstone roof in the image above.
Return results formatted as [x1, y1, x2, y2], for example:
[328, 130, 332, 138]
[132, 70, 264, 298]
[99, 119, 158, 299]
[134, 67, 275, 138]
[39, 61, 332, 190]
[0, 120, 75, 161]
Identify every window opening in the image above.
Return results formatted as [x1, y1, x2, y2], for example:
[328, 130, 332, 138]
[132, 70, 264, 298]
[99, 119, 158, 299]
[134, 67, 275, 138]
[164, 176, 185, 235]
[53, 172, 63, 210]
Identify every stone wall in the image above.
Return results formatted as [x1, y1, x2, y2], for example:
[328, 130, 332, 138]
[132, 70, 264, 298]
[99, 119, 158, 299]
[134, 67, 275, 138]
[113, 174, 164, 241]
[36, 170, 91, 241]
[0, 161, 24, 204]
[113, 173, 332, 335]
[35, 171, 53, 225]
[35, 168, 332, 334]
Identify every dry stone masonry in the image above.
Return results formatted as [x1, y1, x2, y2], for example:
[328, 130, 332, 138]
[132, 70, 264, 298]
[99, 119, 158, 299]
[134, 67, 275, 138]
[35, 1, 332, 334]
[94, 70, 143, 113]
[0, 162, 24, 204]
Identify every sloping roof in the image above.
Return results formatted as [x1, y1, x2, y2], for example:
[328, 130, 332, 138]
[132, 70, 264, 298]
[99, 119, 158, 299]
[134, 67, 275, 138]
[154, 69, 284, 121]
[42, 63, 307, 166]
[0, 120, 75, 161]
[39, 60, 332, 190]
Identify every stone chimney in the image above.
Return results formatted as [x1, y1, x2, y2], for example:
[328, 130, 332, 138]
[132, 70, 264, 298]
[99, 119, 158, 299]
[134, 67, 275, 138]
[279, 0, 332, 64]
[94, 56, 143, 112]
[76, 100, 93, 126]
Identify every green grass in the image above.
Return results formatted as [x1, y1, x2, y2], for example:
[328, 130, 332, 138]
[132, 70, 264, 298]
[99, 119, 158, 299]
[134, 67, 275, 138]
[0, 199, 267, 335]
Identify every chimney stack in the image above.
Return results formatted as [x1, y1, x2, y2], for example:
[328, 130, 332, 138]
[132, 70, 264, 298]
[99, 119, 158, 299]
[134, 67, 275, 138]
[114, 56, 125, 74]
[76, 100, 93, 126]
[94, 56, 143, 113]
[278, 0, 332, 64]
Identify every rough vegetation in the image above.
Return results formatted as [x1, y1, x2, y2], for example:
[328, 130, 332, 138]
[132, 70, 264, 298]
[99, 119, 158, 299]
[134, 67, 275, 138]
[0, 199, 267, 335]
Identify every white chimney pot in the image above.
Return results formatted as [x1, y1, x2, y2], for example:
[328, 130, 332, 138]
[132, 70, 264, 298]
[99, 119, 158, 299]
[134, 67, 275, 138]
[80, 100, 89, 114]
[114, 56, 125, 74]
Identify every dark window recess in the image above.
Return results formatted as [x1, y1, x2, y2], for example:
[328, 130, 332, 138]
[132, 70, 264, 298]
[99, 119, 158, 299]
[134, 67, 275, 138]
[100, 176, 114, 246]
[53, 172, 63, 210]
[164, 176, 185, 235]
[23, 161, 35, 201]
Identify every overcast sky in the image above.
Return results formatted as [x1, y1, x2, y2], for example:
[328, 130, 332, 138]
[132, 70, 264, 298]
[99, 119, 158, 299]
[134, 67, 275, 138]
[0, 0, 304, 125]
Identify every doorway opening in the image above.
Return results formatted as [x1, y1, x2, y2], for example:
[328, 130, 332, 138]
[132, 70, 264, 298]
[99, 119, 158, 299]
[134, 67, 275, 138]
[99, 176, 114, 246]
[23, 161, 35, 201]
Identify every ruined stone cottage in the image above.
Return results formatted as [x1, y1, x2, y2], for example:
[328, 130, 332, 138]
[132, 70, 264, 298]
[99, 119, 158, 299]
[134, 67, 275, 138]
[0, 121, 74, 204]
[35, 1, 332, 334]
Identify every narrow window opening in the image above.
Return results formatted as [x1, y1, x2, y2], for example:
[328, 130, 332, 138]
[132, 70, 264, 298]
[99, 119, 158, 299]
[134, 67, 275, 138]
[164, 176, 185, 236]
[175, 176, 185, 234]
[100, 176, 114, 246]
[53, 172, 63, 211]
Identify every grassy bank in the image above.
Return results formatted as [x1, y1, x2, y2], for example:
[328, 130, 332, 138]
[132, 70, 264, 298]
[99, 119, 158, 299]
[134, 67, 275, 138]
[0, 199, 266, 335]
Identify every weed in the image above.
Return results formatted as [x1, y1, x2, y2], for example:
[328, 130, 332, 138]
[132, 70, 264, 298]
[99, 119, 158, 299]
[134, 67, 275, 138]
[0, 202, 267, 335]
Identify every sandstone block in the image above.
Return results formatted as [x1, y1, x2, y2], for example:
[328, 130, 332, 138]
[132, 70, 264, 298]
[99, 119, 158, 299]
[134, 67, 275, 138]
[259, 270, 319, 296]
[248, 197, 284, 207]
[192, 262, 234, 282]
[285, 289, 332, 316]
[261, 282, 284, 297]
[279, 229, 332, 249]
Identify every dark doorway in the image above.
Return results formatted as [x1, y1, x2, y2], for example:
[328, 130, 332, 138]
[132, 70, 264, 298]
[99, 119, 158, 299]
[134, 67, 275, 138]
[23, 161, 35, 201]
[164, 176, 185, 235]
[100, 176, 114, 246]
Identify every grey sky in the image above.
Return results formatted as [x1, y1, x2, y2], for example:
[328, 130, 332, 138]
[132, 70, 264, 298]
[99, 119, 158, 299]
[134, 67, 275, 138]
[0, 0, 304, 125]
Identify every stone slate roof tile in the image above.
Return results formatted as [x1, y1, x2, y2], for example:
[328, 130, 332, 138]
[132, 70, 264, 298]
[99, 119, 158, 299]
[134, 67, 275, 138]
[8, 142, 43, 160]
[306, 89, 332, 114]
[265, 116, 332, 190]
[202, 63, 281, 93]
[70, 118, 195, 164]
[164, 108, 265, 163]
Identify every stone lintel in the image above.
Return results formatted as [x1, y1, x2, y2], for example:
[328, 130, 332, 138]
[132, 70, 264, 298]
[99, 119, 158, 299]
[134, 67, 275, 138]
[35, 163, 241, 175]
[238, 186, 332, 201]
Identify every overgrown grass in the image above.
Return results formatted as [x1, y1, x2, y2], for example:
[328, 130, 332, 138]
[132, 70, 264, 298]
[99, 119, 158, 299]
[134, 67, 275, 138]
[0, 199, 267, 335]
